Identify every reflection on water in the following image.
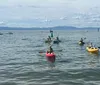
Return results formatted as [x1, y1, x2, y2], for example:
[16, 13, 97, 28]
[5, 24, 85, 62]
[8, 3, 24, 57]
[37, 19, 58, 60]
[87, 54, 99, 68]
[47, 62, 56, 70]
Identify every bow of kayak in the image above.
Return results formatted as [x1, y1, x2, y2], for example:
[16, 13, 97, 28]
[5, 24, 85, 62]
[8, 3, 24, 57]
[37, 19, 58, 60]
[46, 52, 56, 63]
[86, 47, 99, 53]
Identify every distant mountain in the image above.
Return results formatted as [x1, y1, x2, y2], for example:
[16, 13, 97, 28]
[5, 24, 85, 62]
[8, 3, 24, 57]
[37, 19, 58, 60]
[0, 26, 38, 30]
[46, 26, 77, 30]
[0, 26, 99, 30]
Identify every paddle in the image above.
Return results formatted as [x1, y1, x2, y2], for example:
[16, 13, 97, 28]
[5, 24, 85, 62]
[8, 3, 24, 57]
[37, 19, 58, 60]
[98, 47, 100, 49]
[84, 37, 86, 40]
[39, 50, 46, 54]
[79, 38, 86, 42]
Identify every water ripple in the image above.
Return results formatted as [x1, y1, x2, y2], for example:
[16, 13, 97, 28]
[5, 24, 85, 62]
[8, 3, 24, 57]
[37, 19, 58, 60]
[0, 30, 100, 85]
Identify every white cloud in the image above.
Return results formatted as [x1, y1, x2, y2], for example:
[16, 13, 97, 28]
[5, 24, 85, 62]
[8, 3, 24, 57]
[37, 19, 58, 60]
[0, 0, 100, 27]
[0, 21, 5, 25]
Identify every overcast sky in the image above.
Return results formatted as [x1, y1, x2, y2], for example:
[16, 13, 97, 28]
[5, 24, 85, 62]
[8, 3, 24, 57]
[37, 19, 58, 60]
[0, 0, 100, 27]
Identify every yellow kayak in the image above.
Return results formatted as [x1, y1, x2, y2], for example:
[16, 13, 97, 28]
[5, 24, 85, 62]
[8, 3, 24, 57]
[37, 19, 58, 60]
[86, 47, 99, 53]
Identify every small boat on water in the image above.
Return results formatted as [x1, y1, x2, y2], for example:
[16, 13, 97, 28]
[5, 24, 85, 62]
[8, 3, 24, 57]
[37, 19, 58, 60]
[78, 38, 85, 45]
[45, 40, 52, 43]
[53, 40, 61, 44]
[7, 32, 13, 34]
[46, 52, 56, 63]
[78, 41, 85, 45]
[53, 37, 61, 44]
[45, 36, 52, 43]
[0, 32, 3, 35]
[86, 46, 99, 53]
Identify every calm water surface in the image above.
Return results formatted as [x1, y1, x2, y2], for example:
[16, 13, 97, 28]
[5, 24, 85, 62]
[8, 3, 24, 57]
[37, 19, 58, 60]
[0, 30, 100, 85]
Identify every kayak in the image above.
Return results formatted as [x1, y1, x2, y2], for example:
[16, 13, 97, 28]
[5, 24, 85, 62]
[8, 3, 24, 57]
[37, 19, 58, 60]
[86, 47, 99, 53]
[78, 41, 85, 45]
[53, 40, 59, 44]
[46, 52, 55, 57]
[45, 40, 52, 43]
[53, 40, 61, 44]
[46, 52, 55, 63]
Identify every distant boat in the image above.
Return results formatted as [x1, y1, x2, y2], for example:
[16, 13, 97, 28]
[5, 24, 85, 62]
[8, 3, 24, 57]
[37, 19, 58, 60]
[98, 28, 99, 32]
[7, 32, 13, 34]
[78, 41, 85, 45]
[50, 30, 53, 33]
[53, 39, 61, 44]
[0, 32, 3, 35]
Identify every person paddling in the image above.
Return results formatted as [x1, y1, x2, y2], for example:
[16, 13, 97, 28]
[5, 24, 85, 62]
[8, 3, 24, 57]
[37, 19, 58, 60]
[50, 30, 53, 38]
[79, 38, 85, 45]
[80, 38, 83, 42]
[56, 36, 60, 42]
[88, 43, 93, 48]
[47, 46, 53, 53]
[47, 36, 51, 41]
[46, 46, 55, 63]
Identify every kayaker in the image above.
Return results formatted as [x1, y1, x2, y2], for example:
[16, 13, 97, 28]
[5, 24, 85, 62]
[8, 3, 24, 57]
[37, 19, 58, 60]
[48, 36, 51, 40]
[56, 36, 59, 41]
[80, 38, 83, 42]
[88, 43, 93, 48]
[47, 36, 51, 41]
[50, 30, 53, 38]
[47, 46, 53, 53]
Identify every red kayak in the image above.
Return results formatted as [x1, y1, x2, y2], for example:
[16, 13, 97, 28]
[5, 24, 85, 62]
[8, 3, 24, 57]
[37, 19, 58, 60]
[46, 52, 56, 63]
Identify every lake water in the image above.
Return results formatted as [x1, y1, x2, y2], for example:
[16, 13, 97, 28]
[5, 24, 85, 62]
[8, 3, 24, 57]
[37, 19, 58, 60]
[0, 30, 100, 85]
